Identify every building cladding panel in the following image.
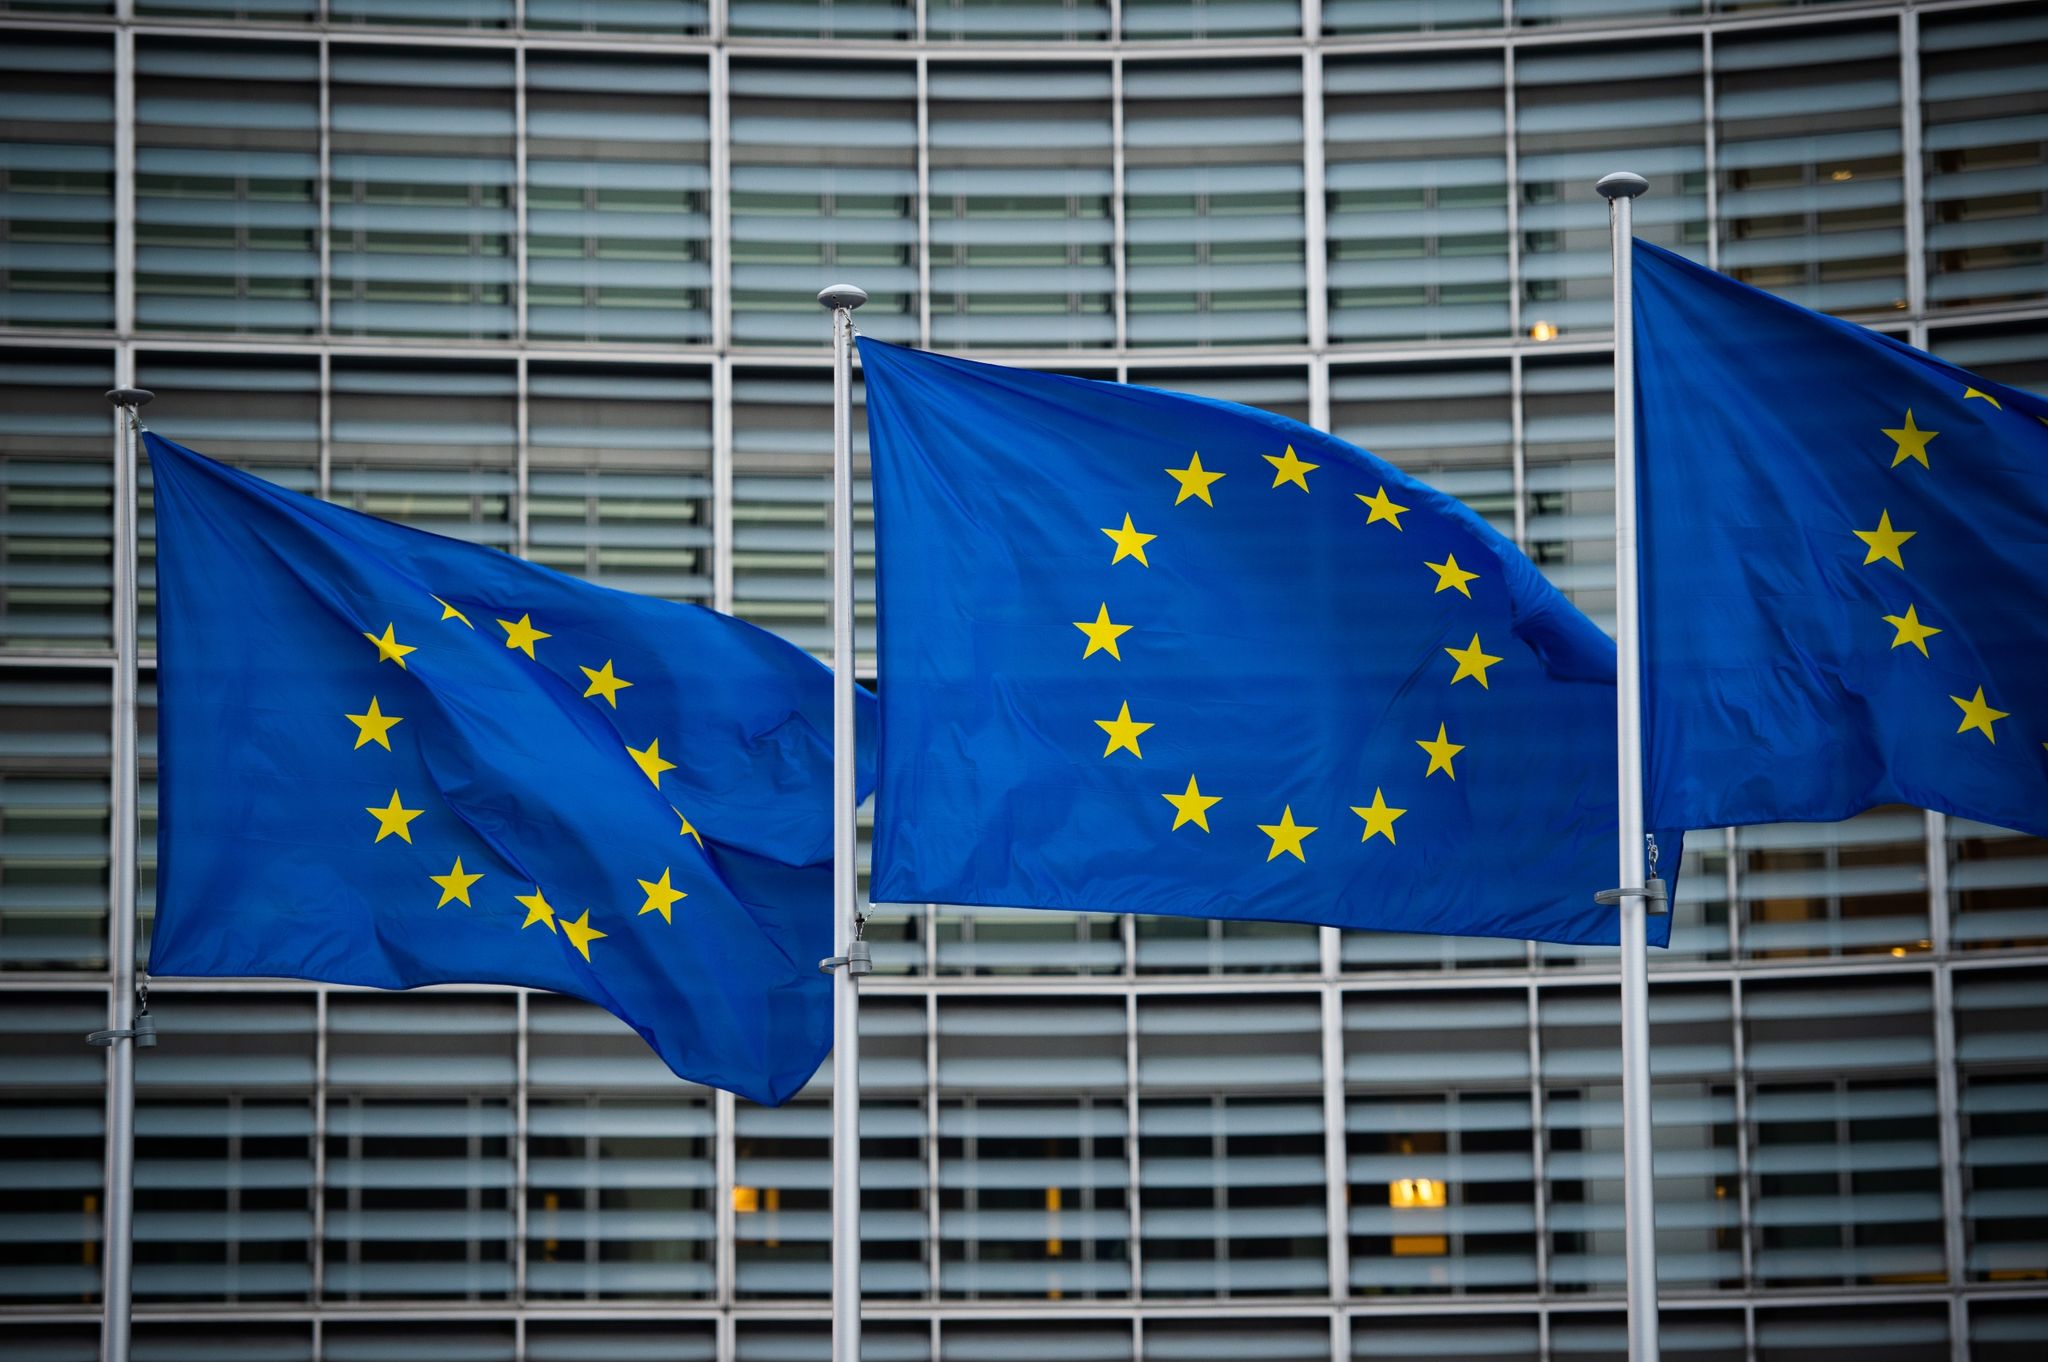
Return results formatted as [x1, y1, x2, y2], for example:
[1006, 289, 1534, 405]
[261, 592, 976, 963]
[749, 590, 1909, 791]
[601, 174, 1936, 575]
[0, 0, 2045, 1358]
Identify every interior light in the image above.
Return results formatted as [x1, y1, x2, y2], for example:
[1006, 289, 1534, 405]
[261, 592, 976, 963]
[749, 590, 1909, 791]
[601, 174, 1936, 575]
[733, 1186, 760, 1213]
[1529, 320, 1560, 342]
[1831, 169, 1854, 182]
[1389, 1177, 1448, 1209]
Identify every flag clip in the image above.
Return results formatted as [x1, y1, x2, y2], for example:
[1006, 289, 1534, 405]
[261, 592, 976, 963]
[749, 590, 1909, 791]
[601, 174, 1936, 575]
[1595, 880, 1669, 915]
[819, 939, 873, 976]
[86, 986, 158, 1049]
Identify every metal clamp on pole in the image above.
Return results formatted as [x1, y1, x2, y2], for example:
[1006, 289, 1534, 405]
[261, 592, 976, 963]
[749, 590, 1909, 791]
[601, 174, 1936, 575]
[1595, 882, 1669, 915]
[819, 940, 874, 976]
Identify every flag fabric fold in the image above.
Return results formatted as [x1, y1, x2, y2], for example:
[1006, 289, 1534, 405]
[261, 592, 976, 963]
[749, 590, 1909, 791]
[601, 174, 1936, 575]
[147, 432, 875, 1105]
[1634, 241, 2048, 839]
[858, 339, 1672, 948]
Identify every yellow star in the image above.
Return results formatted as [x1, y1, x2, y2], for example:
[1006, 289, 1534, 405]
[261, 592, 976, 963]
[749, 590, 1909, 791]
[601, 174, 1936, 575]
[1263, 444, 1318, 492]
[1425, 553, 1479, 598]
[1073, 603, 1132, 661]
[1356, 485, 1409, 530]
[1094, 701, 1154, 759]
[1101, 513, 1157, 567]
[498, 613, 551, 659]
[637, 867, 688, 924]
[1951, 687, 2009, 744]
[1882, 604, 1941, 657]
[515, 886, 558, 933]
[1162, 775, 1221, 832]
[1854, 510, 1915, 569]
[562, 909, 607, 962]
[363, 623, 416, 670]
[628, 737, 676, 788]
[1257, 806, 1317, 862]
[1350, 788, 1407, 845]
[1165, 452, 1225, 506]
[365, 790, 424, 844]
[675, 808, 705, 846]
[345, 697, 403, 751]
[1882, 410, 1938, 468]
[1445, 634, 1503, 688]
[430, 856, 483, 908]
[1417, 723, 1465, 779]
[581, 659, 633, 708]
[431, 595, 472, 628]
[1963, 386, 2001, 410]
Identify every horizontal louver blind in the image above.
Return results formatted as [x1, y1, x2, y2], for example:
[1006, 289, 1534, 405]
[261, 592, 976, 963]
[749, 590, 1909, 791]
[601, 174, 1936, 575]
[328, 49, 515, 341]
[1921, 8, 2048, 310]
[527, 364, 713, 603]
[1516, 41, 1707, 337]
[525, 55, 711, 345]
[729, 63, 918, 345]
[1716, 24, 1907, 314]
[0, 350, 116, 654]
[927, 67, 1114, 350]
[327, 360, 516, 547]
[1123, 63, 1307, 347]
[1324, 54, 1509, 343]
[134, 39, 319, 335]
[1955, 969, 2048, 1282]
[0, 34, 113, 330]
[730, 370, 872, 661]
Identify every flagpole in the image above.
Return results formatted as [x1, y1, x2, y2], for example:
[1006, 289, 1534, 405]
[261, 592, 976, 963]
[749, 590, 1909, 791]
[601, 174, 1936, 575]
[1596, 170, 1661, 1362]
[96, 385, 153, 1362]
[817, 283, 869, 1362]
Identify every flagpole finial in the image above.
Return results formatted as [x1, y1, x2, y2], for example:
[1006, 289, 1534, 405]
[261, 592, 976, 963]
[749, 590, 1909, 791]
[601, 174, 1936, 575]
[817, 284, 868, 312]
[1596, 171, 1649, 200]
[106, 388, 155, 408]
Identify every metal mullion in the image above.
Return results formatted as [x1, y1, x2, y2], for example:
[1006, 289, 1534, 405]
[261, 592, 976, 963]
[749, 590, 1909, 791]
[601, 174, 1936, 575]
[1504, 45, 1521, 341]
[1527, 978, 1550, 1298]
[1112, 58, 1128, 351]
[917, 56, 933, 351]
[1124, 990, 1143, 1302]
[711, 47, 732, 354]
[319, 39, 333, 338]
[1926, 812, 1968, 1362]
[1728, 974, 1754, 1292]
[1301, 47, 1329, 356]
[515, 354, 530, 559]
[713, 356, 735, 614]
[312, 987, 329, 1305]
[716, 1086, 737, 1308]
[515, 45, 529, 346]
[1703, 30, 1720, 273]
[114, 22, 135, 341]
[1320, 979, 1349, 1304]
[513, 989, 530, 1304]
[924, 991, 940, 1305]
[1900, 7, 1928, 319]
[1509, 350, 1527, 551]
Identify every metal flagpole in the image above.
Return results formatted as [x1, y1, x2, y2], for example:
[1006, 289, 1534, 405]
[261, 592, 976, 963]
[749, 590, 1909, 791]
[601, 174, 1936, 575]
[94, 385, 155, 1362]
[1596, 170, 1661, 1362]
[817, 283, 870, 1362]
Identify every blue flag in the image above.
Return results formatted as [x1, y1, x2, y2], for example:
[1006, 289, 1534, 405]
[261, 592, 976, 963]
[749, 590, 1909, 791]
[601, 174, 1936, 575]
[147, 432, 875, 1105]
[858, 340, 1670, 947]
[1635, 241, 2048, 839]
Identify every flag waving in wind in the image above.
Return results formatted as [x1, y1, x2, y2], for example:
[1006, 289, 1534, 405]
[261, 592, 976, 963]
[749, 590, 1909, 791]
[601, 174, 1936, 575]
[858, 340, 1672, 947]
[147, 433, 875, 1105]
[1633, 241, 2048, 840]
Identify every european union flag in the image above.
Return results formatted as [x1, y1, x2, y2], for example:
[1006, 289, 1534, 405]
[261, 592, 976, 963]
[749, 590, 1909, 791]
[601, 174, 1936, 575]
[858, 340, 1670, 947]
[147, 433, 875, 1105]
[1635, 242, 2048, 840]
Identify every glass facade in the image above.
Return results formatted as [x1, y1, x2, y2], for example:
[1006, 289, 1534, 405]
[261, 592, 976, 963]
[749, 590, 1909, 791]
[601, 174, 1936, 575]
[2, 1, 2046, 1358]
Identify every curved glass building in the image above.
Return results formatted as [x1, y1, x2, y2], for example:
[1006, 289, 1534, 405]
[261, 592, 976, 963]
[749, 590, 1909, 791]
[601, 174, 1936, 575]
[0, 0, 2045, 1358]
